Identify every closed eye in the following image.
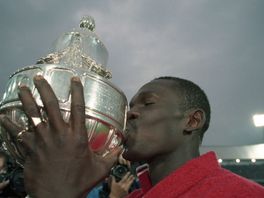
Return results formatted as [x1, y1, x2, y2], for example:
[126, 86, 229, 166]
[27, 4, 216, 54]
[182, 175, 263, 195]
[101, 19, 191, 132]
[144, 102, 155, 106]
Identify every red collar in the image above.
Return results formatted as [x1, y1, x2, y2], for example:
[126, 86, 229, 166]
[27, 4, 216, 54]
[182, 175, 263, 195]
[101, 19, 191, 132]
[136, 152, 220, 197]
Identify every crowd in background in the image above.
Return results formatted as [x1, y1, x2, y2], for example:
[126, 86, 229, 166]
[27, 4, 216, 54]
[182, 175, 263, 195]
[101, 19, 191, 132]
[0, 149, 25, 198]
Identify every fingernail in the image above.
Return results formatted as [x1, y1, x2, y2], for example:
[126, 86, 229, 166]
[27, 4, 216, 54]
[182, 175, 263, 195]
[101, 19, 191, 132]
[72, 76, 80, 82]
[34, 75, 44, 81]
[18, 84, 27, 88]
[18, 84, 29, 90]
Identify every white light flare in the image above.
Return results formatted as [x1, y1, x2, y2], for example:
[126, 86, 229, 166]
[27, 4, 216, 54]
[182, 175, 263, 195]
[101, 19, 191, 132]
[253, 114, 264, 127]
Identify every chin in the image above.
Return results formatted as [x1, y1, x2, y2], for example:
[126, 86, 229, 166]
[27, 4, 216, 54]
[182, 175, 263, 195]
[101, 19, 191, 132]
[122, 148, 147, 162]
[122, 148, 133, 160]
[122, 148, 136, 161]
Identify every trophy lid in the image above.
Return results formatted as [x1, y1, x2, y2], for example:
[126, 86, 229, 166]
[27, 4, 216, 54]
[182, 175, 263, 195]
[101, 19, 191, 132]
[36, 16, 111, 78]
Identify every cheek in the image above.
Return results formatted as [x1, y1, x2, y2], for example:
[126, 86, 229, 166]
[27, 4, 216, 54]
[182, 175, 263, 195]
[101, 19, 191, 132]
[136, 114, 183, 149]
[141, 107, 179, 127]
[124, 110, 183, 161]
[131, 123, 174, 154]
[124, 128, 159, 161]
[139, 113, 177, 140]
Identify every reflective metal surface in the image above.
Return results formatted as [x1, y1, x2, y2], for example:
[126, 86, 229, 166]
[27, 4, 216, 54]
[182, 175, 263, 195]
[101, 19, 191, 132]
[0, 16, 128, 166]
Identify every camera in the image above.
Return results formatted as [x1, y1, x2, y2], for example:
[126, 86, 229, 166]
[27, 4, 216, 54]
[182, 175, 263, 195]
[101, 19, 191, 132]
[110, 164, 130, 182]
[98, 163, 139, 198]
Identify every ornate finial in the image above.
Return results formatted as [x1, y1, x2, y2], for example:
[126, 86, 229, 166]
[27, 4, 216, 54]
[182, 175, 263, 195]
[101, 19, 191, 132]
[80, 16, 95, 31]
[35, 15, 111, 78]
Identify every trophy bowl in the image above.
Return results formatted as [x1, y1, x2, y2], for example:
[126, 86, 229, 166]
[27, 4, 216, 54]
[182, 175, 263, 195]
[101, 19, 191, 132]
[0, 16, 128, 166]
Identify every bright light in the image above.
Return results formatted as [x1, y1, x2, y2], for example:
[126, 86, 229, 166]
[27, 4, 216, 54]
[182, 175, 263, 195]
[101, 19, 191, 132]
[253, 114, 264, 127]
[218, 159, 223, 163]
[251, 159, 256, 163]
[235, 159, 240, 163]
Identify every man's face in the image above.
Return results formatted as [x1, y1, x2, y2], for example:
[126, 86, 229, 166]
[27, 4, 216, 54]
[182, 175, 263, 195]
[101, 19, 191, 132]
[123, 79, 187, 162]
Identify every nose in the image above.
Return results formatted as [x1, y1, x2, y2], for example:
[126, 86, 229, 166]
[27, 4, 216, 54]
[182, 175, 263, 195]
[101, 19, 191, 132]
[127, 110, 140, 120]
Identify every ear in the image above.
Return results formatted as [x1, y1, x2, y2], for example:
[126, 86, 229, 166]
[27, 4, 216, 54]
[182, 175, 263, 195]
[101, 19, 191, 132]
[184, 109, 206, 132]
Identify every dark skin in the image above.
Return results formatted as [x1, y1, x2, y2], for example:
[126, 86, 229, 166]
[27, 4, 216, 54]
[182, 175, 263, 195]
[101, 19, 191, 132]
[0, 76, 121, 198]
[123, 79, 206, 185]
[0, 77, 206, 197]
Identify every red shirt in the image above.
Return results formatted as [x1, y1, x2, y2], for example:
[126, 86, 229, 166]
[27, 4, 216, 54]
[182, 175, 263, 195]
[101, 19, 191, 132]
[127, 152, 264, 198]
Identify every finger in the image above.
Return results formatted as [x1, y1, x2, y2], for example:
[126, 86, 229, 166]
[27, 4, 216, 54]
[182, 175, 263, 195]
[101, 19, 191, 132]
[18, 86, 51, 148]
[33, 75, 64, 130]
[18, 132, 36, 153]
[118, 154, 126, 164]
[122, 172, 131, 181]
[119, 154, 131, 168]
[119, 172, 131, 184]
[123, 175, 135, 190]
[127, 174, 135, 182]
[0, 114, 22, 139]
[120, 174, 134, 186]
[70, 77, 86, 136]
[102, 147, 123, 171]
[18, 85, 43, 127]
[0, 115, 35, 152]
[126, 160, 131, 168]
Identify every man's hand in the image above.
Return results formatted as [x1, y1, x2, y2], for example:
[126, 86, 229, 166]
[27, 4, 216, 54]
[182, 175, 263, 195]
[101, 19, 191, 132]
[0, 180, 9, 191]
[109, 156, 135, 198]
[0, 76, 121, 198]
[109, 173, 135, 198]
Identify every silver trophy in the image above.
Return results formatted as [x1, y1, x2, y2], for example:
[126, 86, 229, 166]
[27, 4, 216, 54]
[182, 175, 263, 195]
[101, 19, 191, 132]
[0, 16, 128, 166]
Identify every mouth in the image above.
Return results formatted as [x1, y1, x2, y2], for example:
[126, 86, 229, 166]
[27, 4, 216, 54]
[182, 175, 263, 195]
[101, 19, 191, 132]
[124, 125, 134, 140]
[123, 122, 136, 149]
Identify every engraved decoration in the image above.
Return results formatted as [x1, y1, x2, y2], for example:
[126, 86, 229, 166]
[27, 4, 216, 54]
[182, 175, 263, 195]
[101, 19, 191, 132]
[0, 16, 128, 166]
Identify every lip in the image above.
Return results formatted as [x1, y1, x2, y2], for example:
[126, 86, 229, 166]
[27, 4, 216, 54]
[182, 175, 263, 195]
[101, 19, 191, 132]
[123, 122, 136, 147]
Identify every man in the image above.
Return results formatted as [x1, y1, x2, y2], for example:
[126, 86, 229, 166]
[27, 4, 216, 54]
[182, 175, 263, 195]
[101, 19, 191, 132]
[0, 150, 26, 197]
[0, 75, 263, 197]
[87, 155, 136, 198]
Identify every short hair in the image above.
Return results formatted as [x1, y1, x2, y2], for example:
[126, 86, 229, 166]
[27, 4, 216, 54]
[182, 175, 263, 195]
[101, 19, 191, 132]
[153, 76, 211, 140]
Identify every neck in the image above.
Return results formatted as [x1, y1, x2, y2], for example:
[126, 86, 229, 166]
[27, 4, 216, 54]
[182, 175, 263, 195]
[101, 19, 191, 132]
[148, 145, 200, 186]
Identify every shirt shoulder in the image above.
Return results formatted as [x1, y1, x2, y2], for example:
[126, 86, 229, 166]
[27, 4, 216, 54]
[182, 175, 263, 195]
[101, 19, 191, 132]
[126, 189, 143, 198]
[188, 167, 264, 197]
